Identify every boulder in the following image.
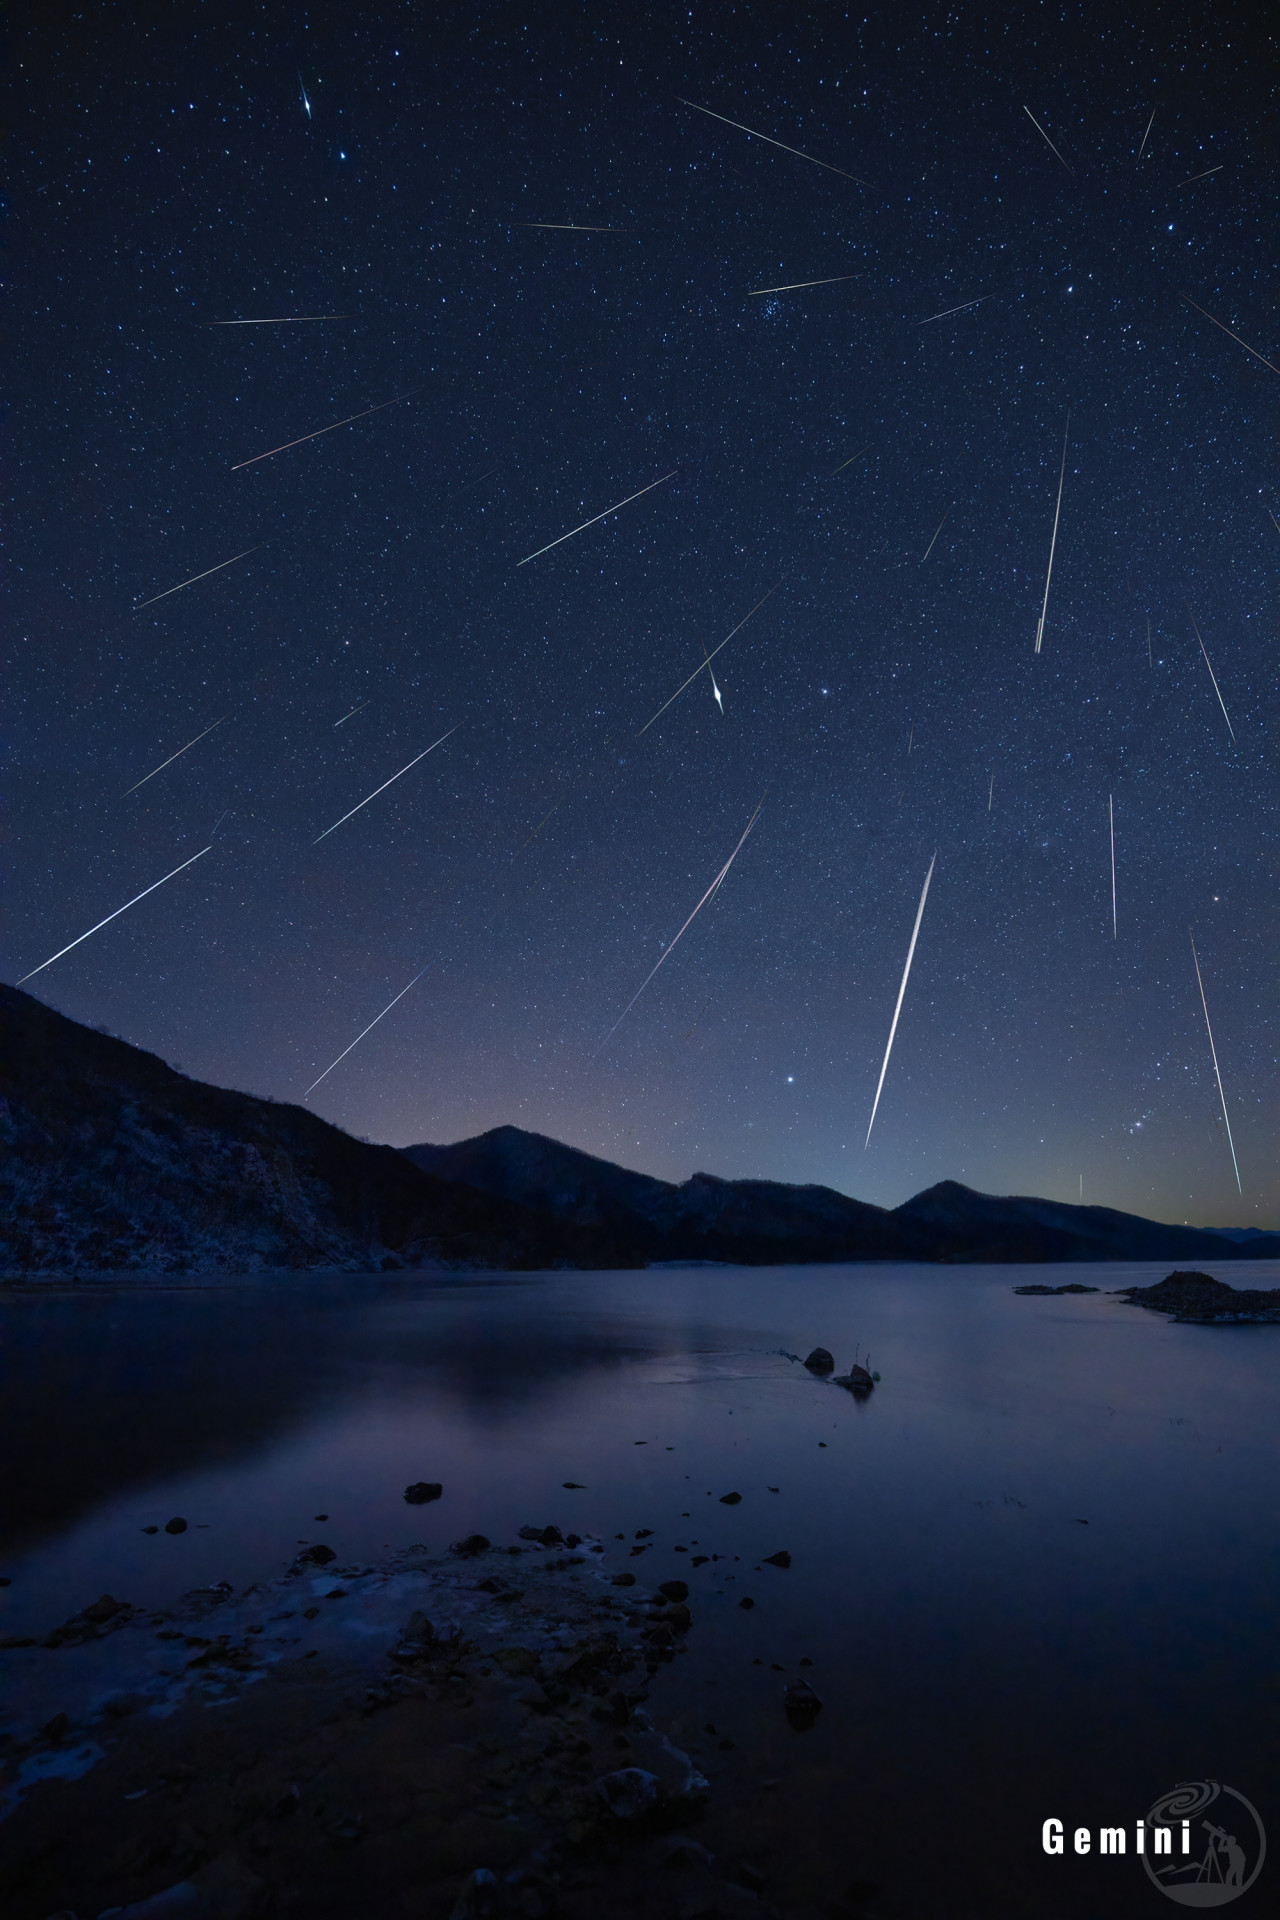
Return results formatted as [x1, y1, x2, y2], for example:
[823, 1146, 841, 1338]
[833, 1364, 874, 1393]
[762, 1550, 791, 1569]
[784, 1677, 823, 1727]
[163, 1517, 188, 1535]
[450, 1533, 490, 1557]
[598, 1766, 662, 1821]
[719, 1491, 742, 1505]
[403, 1481, 443, 1504]
[295, 1543, 336, 1566]
[802, 1347, 835, 1374]
[658, 1579, 689, 1602]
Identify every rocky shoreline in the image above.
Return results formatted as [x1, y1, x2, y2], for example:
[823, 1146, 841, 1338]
[1113, 1269, 1280, 1325]
[0, 1527, 804, 1920]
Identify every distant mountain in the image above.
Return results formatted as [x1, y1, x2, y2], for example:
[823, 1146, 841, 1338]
[5, 986, 1275, 1276]
[404, 1127, 1280, 1266]
[0, 988, 629, 1274]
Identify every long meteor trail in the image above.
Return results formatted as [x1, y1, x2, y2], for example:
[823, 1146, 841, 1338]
[1034, 414, 1070, 654]
[134, 546, 264, 609]
[599, 798, 766, 1050]
[304, 969, 427, 1097]
[1180, 295, 1280, 379]
[865, 852, 937, 1148]
[914, 296, 990, 327]
[920, 506, 951, 563]
[675, 98, 869, 184]
[1187, 607, 1236, 743]
[1022, 105, 1074, 175]
[638, 582, 782, 735]
[1189, 929, 1242, 1194]
[312, 725, 460, 844]
[516, 470, 677, 565]
[205, 316, 347, 325]
[16, 848, 211, 984]
[123, 717, 226, 796]
[748, 273, 858, 295]
[1109, 795, 1117, 938]
[232, 388, 425, 469]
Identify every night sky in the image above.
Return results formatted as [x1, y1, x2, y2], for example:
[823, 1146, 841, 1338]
[8, 2, 1278, 1226]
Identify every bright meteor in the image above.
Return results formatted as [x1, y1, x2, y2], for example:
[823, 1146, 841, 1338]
[134, 546, 264, 609]
[1187, 607, 1236, 744]
[304, 969, 427, 1097]
[638, 582, 782, 735]
[1034, 414, 1070, 654]
[123, 717, 227, 796]
[1189, 929, 1242, 1194]
[516, 470, 677, 566]
[676, 97, 870, 185]
[865, 852, 937, 1148]
[16, 848, 212, 984]
[599, 797, 766, 1050]
[312, 726, 461, 844]
[232, 388, 425, 470]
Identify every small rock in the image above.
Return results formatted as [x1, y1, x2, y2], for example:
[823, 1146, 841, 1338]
[738, 1597, 755, 1610]
[517, 1524, 562, 1547]
[141, 1526, 159, 1535]
[719, 1492, 742, 1505]
[784, 1678, 823, 1726]
[163, 1518, 188, 1535]
[295, 1544, 336, 1566]
[597, 1766, 661, 1821]
[403, 1482, 443, 1505]
[42, 1711, 71, 1740]
[611, 1572, 636, 1587]
[763, 1551, 791, 1569]
[833, 1364, 875, 1393]
[658, 1579, 689, 1602]
[802, 1347, 835, 1374]
[449, 1866, 502, 1919]
[450, 1533, 491, 1557]
[562, 1481, 586, 1489]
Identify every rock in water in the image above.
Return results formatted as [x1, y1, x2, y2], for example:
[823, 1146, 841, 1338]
[719, 1491, 743, 1505]
[763, 1550, 791, 1569]
[450, 1533, 490, 1557]
[833, 1363, 875, 1393]
[163, 1516, 188, 1534]
[295, 1543, 336, 1566]
[597, 1766, 662, 1821]
[403, 1481, 443, 1504]
[658, 1579, 689, 1601]
[784, 1677, 823, 1727]
[802, 1347, 835, 1374]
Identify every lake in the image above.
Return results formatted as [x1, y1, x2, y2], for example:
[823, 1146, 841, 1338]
[2, 1261, 1276, 1917]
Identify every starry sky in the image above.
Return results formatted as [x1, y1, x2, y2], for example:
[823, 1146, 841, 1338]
[7, 1, 1278, 1226]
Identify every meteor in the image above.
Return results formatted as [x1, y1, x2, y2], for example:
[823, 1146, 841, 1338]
[988, 771, 994, 812]
[516, 470, 677, 566]
[232, 387, 425, 470]
[1178, 165, 1222, 186]
[304, 968, 427, 1097]
[1188, 929, 1242, 1194]
[1109, 795, 1117, 938]
[914, 296, 990, 327]
[123, 717, 226, 796]
[1022, 105, 1074, 175]
[675, 97, 869, 185]
[312, 725, 460, 844]
[334, 699, 372, 727]
[920, 506, 951, 563]
[685, 998, 712, 1041]
[829, 447, 868, 477]
[298, 71, 312, 120]
[1181, 295, 1280, 378]
[134, 545, 264, 609]
[748, 273, 858, 296]
[204, 316, 348, 325]
[519, 222, 631, 232]
[1137, 108, 1156, 159]
[16, 847, 211, 984]
[638, 582, 782, 735]
[1034, 414, 1070, 654]
[865, 852, 937, 1148]
[599, 797, 766, 1050]
[1187, 607, 1235, 744]
[519, 798, 563, 851]
[702, 641, 725, 714]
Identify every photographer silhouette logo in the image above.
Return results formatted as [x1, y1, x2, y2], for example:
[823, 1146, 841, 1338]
[1144, 1781, 1266, 1906]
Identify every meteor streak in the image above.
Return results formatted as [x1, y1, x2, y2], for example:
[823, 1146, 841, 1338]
[1137, 108, 1156, 158]
[334, 700, 372, 727]
[232, 388, 425, 469]
[1178, 165, 1222, 186]
[519, 798, 563, 851]
[638, 582, 781, 735]
[865, 852, 937, 1148]
[134, 545, 264, 609]
[702, 642, 725, 713]
[748, 273, 858, 295]
[988, 771, 994, 812]
[1109, 795, 1117, 938]
[920, 506, 951, 563]
[1022, 105, 1074, 175]
[1034, 413, 1070, 654]
[519, 222, 631, 231]
[1188, 929, 1242, 1194]
[16, 847, 211, 984]
[123, 717, 226, 796]
[516, 470, 677, 565]
[675, 98, 869, 184]
[1180, 295, 1280, 378]
[599, 797, 766, 1050]
[1187, 607, 1235, 743]
[685, 998, 712, 1041]
[304, 969, 427, 1098]
[299, 71, 312, 119]
[312, 725, 460, 844]
[914, 296, 990, 327]
[205, 316, 348, 325]
[829, 447, 868, 476]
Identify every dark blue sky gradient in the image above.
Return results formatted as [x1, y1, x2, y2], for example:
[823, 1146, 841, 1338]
[7, 1, 1277, 1224]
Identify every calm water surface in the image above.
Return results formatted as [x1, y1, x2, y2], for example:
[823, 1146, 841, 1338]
[2, 1262, 1277, 1916]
